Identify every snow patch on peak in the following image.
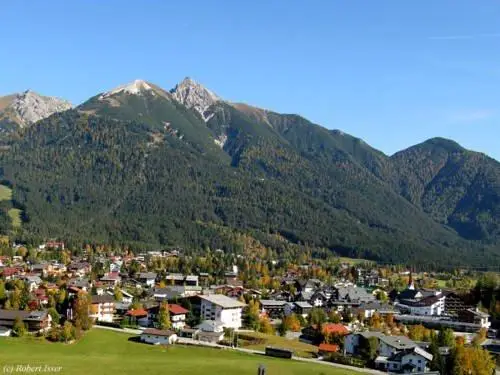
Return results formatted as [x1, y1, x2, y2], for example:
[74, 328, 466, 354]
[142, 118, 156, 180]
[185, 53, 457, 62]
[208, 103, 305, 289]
[99, 79, 154, 99]
[171, 77, 221, 121]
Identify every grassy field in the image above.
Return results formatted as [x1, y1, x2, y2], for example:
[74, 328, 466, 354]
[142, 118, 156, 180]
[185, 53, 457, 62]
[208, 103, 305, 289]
[7, 208, 22, 228]
[0, 184, 21, 228]
[238, 331, 318, 358]
[0, 184, 12, 201]
[0, 329, 360, 375]
[337, 256, 375, 265]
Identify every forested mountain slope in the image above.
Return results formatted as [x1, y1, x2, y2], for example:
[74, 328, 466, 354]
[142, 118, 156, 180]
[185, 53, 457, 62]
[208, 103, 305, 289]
[0, 78, 498, 267]
[391, 138, 500, 241]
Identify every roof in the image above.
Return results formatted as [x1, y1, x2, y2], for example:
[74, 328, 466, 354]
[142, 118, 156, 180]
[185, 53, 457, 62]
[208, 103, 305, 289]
[336, 286, 374, 302]
[398, 295, 441, 307]
[100, 273, 121, 281]
[294, 301, 313, 309]
[91, 295, 115, 304]
[260, 300, 288, 307]
[354, 331, 417, 350]
[322, 323, 349, 335]
[142, 328, 176, 337]
[318, 343, 340, 352]
[126, 309, 148, 317]
[379, 335, 416, 350]
[168, 304, 189, 315]
[0, 309, 48, 321]
[139, 272, 157, 279]
[388, 347, 433, 362]
[199, 294, 246, 308]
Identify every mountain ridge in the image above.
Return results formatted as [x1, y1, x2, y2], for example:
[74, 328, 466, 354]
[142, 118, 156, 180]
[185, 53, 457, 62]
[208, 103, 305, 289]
[0, 77, 498, 266]
[0, 90, 72, 131]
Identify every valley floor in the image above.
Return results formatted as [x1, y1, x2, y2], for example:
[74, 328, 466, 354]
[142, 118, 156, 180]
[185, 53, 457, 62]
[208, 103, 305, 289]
[0, 329, 361, 375]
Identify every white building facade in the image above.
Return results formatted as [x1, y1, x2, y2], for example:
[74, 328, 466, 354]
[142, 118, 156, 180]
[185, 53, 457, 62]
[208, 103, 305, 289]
[199, 295, 245, 330]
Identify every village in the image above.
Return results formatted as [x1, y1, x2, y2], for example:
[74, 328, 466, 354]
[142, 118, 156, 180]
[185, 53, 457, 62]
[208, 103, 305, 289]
[0, 241, 498, 375]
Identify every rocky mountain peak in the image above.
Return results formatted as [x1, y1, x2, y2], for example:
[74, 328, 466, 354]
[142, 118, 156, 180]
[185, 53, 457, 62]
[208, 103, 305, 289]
[99, 79, 154, 100]
[170, 77, 221, 121]
[1, 90, 72, 128]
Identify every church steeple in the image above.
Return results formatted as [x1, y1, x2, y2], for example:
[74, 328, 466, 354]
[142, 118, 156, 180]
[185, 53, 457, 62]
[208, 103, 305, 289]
[408, 269, 415, 290]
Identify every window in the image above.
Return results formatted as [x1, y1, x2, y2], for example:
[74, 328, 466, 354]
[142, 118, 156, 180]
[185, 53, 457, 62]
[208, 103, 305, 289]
[418, 359, 421, 363]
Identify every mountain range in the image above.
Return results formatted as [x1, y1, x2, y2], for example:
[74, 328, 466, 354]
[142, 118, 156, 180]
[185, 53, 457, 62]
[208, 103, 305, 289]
[0, 78, 499, 267]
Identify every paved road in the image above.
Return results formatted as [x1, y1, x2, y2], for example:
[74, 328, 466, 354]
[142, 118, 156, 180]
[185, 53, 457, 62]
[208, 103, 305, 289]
[94, 324, 142, 335]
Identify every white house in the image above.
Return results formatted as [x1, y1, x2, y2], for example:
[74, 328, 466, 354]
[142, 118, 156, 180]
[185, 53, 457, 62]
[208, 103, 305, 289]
[375, 347, 433, 373]
[138, 272, 157, 288]
[396, 293, 445, 316]
[140, 328, 177, 345]
[120, 290, 134, 304]
[23, 275, 42, 292]
[345, 332, 416, 357]
[90, 295, 115, 323]
[168, 304, 189, 330]
[195, 320, 225, 343]
[199, 294, 246, 330]
[394, 278, 446, 316]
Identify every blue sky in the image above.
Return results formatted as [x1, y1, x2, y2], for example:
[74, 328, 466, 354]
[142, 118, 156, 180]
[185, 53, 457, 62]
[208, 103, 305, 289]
[1, 1, 499, 159]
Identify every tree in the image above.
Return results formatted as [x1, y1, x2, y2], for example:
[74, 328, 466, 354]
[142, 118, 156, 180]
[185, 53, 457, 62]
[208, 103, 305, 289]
[384, 313, 395, 328]
[157, 303, 171, 330]
[359, 336, 378, 362]
[258, 317, 274, 334]
[48, 307, 60, 325]
[74, 292, 92, 330]
[375, 290, 388, 302]
[368, 312, 382, 329]
[8, 288, 21, 310]
[451, 343, 495, 375]
[61, 321, 75, 342]
[309, 308, 327, 327]
[57, 289, 67, 307]
[408, 324, 426, 341]
[244, 299, 260, 330]
[472, 327, 488, 346]
[328, 310, 341, 324]
[0, 281, 5, 302]
[438, 328, 456, 348]
[428, 335, 443, 372]
[113, 287, 123, 302]
[12, 317, 27, 337]
[281, 314, 301, 333]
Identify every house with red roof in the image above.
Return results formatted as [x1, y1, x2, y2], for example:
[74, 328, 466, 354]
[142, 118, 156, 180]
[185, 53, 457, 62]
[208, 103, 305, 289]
[1, 267, 22, 280]
[321, 323, 349, 336]
[168, 304, 189, 330]
[126, 308, 149, 326]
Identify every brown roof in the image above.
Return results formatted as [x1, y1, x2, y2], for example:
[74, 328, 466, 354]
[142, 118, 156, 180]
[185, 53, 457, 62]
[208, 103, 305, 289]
[91, 295, 115, 304]
[0, 309, 48, 321]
